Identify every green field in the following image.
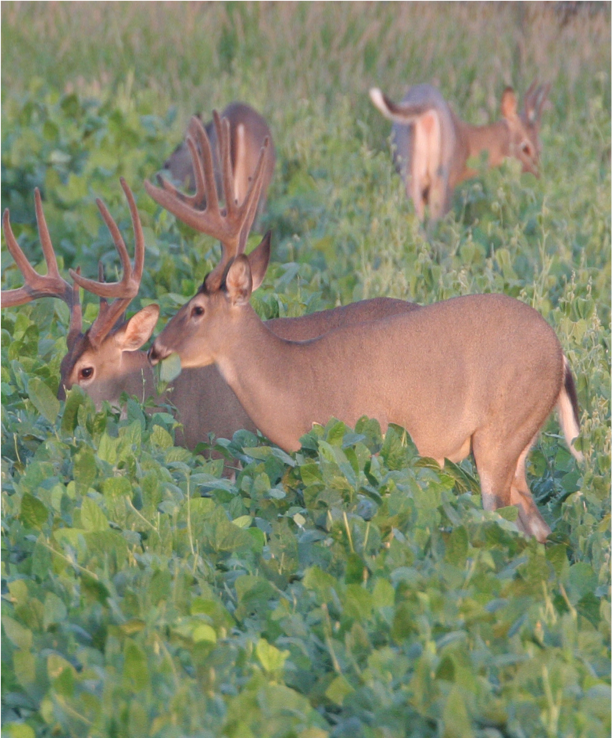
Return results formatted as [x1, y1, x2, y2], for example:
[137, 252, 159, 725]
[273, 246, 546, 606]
[1, 3, 610, 737]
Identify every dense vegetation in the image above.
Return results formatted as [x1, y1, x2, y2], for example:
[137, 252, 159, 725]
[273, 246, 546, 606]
[1, 4, 610, 737]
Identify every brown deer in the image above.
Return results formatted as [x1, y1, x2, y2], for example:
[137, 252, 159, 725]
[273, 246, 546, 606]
[162, 102, 276, 220]
[1, 180, 255, 449]
[369, 81, 550, 221]
[149, 223, 582, 545]
[2, 118, 419, 451]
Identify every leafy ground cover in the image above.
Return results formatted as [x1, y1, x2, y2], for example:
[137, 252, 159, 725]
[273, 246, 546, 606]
[1, 3, 610, 737]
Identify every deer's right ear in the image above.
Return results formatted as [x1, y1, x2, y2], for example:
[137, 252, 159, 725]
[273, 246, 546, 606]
[116, 304, 160, 352]
[248, 231, 272, 292]
[226, 255, 253, 306]
[501, 87, 518, 119]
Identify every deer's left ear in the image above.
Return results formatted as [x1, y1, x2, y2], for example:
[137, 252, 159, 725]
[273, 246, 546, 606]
[247, 231, 272, 292]
[115, 304, 160, 351]
[501, 87, 518, 119]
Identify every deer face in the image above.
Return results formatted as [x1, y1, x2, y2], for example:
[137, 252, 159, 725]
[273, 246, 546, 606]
[149, 233, 271, 370]
[58, 305, 159, 406]
[501, 84, 550, 177]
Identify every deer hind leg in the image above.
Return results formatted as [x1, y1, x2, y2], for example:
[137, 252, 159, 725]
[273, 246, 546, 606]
[473, 432, 550, 543]
[509, 439, 551, 543]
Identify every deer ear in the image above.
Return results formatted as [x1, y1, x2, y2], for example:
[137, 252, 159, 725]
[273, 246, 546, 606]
[226, 255, 252, 306]
[248, 231, 272, 292]
[115, 304, 160, 352]
[501, 87, 518, 119]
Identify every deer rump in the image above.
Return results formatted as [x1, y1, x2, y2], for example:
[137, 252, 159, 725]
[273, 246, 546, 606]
[389, 85, 460, 219]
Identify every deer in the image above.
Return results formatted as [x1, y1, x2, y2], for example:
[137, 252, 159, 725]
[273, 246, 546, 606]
[2, 116, 419, 453]
[162, 102, 276, 221]
[369, 81, 550, 221]
[148, 142, 582, 543]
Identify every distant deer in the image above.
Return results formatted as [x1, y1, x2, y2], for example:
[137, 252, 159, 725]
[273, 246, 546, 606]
[2, 118, 418, 451]
[162, 102, 276, 220]
[369, 82, 550, 221]
[149, 137, 582, 543]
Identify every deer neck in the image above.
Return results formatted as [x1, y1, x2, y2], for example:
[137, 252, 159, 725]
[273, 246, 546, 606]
[455, 118, 510, 182]
[212, 306, 321, 450]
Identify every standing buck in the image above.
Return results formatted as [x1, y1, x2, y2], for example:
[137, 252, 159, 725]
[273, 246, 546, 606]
[162, 102, 276, 221]
[369, 81, 550, 221]
[149, 218, 582, 544]
[2, 115, 418, 451]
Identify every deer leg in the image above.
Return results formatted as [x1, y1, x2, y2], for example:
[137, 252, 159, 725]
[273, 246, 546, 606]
[509, 440, 551, 543]
[474, 432, 550, 542]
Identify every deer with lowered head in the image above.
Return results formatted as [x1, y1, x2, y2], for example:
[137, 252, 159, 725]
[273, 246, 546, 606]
[162, 102, 276, 221]
[2, 115, 419, 452]
[148, 137, 582, 542]
[369, 81, 550, 221]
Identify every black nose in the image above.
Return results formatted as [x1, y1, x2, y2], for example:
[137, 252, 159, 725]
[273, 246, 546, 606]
[148, 344, 169, 365]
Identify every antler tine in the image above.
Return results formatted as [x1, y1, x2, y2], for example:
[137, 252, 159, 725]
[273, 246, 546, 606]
[68, 179, 145, 349]
[535, 83, 551, 119]
[237, 140, 269, 255]
[235, 137, 269, 255]
[69, 178, 143, 299]
[67, 269, 83, 349]
[192, 114, 220, 216]
[213, 111, 236, 218]
[144, 114, 227, 236]
[2, 190, 76, 309]
[523, 80, 539, 117]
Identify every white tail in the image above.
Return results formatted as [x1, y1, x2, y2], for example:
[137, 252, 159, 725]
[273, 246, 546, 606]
[162, 102, 276, 222]
[370, 81, 550, 221]
[150, 234, 582, 543]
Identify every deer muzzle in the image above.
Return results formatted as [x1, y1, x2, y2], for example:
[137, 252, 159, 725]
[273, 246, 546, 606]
[148, 342, 171, 365]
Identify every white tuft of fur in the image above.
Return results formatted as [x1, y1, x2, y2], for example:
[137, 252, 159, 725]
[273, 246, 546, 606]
[558, 356, 583, 462]
[369, 88, 389, 117]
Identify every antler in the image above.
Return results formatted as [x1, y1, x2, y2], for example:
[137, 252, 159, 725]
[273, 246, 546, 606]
[144, 112, 269, 290]
[2, 189, 83, 347]
[69, 178, 145, 348]
[523, 81, 551, 125]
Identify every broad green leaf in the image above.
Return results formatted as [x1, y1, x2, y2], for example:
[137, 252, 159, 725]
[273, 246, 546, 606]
[43, 593, 68, 630]
[123, 640, 150, 692]
[159, 352, 182, 383]
[20, 493, 49, 529]
[192, 624, 217, 643]
[325, 675, 354, 705]
[81, 497, 109, 531]
[256, 638, 289, 673]
[2, 616, 33, 649]
[28, 376, 59, 423]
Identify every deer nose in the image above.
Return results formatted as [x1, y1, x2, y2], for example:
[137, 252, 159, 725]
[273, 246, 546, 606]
[148, 343, 169, 365]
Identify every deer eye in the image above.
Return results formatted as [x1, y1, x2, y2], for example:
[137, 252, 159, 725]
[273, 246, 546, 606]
[79, 367, 94, 380]
[192, 305, 205, 317]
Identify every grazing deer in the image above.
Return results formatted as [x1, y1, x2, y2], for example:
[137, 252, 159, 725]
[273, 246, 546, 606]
[162, 102, 276, 220]
[2, 119, 418, 450]
[369, 81, 550, 221]
[1, 180, 255, 449]
[148, 141, 581, 542]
